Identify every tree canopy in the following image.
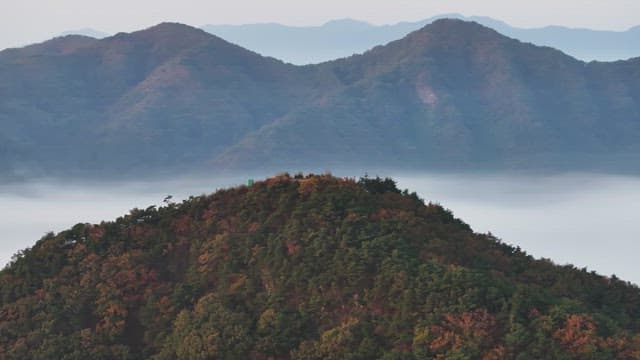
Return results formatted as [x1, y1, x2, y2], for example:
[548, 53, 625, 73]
[1, 174, 639, 359]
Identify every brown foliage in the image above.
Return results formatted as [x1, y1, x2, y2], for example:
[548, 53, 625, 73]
[429, 308, 496, 353]
[553, 314, 598, 356]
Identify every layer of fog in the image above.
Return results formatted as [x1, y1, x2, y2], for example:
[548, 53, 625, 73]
[396, 173, 640, 285]
[0, 172, 638, 285]
[0, 176, 246, 264]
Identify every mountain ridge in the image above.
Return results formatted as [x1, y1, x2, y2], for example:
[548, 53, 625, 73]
[0, 22, 340, 177]
[201, 15, 640, 64]
[1, 19, 640, 178]
[212, 19, 640, 172]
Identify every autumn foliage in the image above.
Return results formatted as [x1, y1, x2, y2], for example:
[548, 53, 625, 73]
[1, 174, 639, 359]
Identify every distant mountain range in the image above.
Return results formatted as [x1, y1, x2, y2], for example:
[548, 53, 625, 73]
[202, 14, 640, 64]
[1, 19, 639, 179]
[57, 15, 640, 65]
[59, 28, 110, 39]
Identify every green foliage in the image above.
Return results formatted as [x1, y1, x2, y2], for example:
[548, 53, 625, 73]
[357, 175, 401, 195]
[0, 174, 639, 359]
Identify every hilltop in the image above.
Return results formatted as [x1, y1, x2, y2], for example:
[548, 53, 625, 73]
[1, 174, 639, 358]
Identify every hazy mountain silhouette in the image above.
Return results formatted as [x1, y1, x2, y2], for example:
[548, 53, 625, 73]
[59, 28, 110, 39]
[214, 19, 640, 172]
[0, 23, 337, 177]
[1, 19, 639, 178]
[201, 18, 425, 65]
[202, 14, 640, 64]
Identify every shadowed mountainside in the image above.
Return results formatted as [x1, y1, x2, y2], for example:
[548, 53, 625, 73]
[1, 19, 640, 178]
[0, 23, 339, 177]
[214, 20, 640, 171]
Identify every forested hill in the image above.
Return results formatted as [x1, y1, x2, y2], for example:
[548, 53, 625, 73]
[1, 174, 639, 359]
[216, 19, 640, 172]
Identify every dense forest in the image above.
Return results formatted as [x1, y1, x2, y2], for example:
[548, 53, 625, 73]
[1, 174, 640, 359]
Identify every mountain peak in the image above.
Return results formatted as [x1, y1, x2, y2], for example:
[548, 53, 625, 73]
[104, 22, 216, 45]
[423, 18, 499, 35]
[0, 34, 98, 57]
[322, 18, 373, 29]
[147, 21, 201, 32]
[134, 22, 213, 40]
[102, 21, 222, 56]
[389, 18, 511, 55]
[362, 18, 508, 60]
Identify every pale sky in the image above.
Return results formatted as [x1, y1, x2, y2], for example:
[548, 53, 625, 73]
[1, 0, 639, 50]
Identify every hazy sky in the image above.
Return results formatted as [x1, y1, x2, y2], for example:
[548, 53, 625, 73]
[1, 0, 639, 50]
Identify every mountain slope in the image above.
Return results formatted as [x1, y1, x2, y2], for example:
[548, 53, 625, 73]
[2, 19, 640, 177]
[201, 18, 428, 65]
[202, 15, 640, 64]
[0, 23, 339, 176]
[1, 174, 639, 358]
[214, 20, 640, 171]
[59, 28, 110, 39]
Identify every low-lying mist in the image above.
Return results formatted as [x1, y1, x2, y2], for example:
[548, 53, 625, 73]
[395, 173, 640, 285]
[1, 172, 638, 285]
[0, 175, 245, 264]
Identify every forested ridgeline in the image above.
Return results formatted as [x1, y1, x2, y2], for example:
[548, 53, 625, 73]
[1, 174, 639, 359]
